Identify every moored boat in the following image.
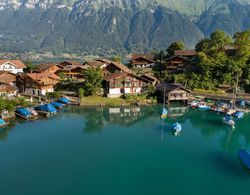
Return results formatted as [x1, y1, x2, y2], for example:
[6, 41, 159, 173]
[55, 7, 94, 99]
[161, 108, 168, 119]
[35, 104, 57, 114]
[57, 97, 70, 104]
[197, 103, 211, 111]
[0, 118, 8, 128]
[223, 115, 235, 129]
[172, 122, 182, 136]
[238, 149, 250, 170]
[51, 101, 65, 109]
[234, 111, 244, 119]
[15, 108, 32, 119]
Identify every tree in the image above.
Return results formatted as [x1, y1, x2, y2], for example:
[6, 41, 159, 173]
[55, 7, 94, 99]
[24, 61, 35, 73]
[78, 88, 85, 98]
[166, 41, 185, 58]
[83, 67, 103, 96]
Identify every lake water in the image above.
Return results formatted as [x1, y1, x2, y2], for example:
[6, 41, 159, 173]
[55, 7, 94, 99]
[0, 105, 250, 195]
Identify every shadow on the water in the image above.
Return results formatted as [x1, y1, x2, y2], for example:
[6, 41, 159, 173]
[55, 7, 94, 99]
[209, 151, 248, 179]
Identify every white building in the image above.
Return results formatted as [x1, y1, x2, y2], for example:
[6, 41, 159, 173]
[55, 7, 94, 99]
[0, 60, 27, 74]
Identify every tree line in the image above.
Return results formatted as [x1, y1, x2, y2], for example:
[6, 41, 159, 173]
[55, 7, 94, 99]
[154, 30, 250, 92]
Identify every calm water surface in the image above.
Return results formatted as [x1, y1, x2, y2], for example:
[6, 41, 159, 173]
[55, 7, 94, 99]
[0, 105, 250, 195]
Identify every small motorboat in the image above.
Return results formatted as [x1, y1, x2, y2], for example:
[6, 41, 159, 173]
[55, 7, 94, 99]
[57, 97, 70, 104]
[234, 111, 244, 119]
[189, 101, 199, 108]
[172, 122, 182, 136]
[239, 100, 246, 108]
[161, 108, 168, 119]
[197, 103, 211, 111]
[223, 115, 235, 129]
[238, 149, 250, 170]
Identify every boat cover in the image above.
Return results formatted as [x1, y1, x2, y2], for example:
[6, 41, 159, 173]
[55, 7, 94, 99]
[235, 111, 244, 119]
[36, 104, 57, 113]
[0, 119, 6, 125]
[161, 108, 168, 115]
[51, 101, 64, 108]
[16, 108, 31, 117]
[172, 122, 182, 131]
[57, 97, 70, 104]
[238, 149, 250, 169]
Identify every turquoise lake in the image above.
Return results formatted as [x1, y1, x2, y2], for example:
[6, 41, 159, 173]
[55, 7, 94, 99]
[0, 105, 250, 195]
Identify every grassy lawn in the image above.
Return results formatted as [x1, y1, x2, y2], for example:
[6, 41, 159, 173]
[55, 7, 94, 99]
[80, 96, 127, 106]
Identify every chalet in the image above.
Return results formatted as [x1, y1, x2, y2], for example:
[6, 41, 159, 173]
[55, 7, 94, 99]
[104, 62, 131, 76]
[0, 82, 18, 97]
[83, 58, 111, 69]
[104, 73, 150, 98]
[165, 56, 193, 73]
[131, 54, 156, 69]
[0, 71, 18, 96]
[20, 73, 61, 96]
[84, 61, 105, 69]
[56, 65, 87, 80]
[0, 60, 26, 74]
[58, 61, 82, 68]
[140, 74, 159, 85]
[35, 63, 61, 74]
[174, 50, 196, 60]
[0, 71, 17, 86]
[157, 83, 193, 102]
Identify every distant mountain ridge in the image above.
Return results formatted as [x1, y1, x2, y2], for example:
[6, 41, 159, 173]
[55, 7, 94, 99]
[0, 0, 249, 55]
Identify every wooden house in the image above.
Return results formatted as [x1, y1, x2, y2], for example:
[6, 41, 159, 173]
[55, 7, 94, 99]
[0, 82, 18, 97]
[0, 60, 26, 74]
[35, 63, 61, 74]
[131, 54, 156, 69]
[140, 74, 159, 85]
[174, 50, 196, 60]
[165, 56, 192, 73]
[157, 83, 193, 102]
[83, 58, 111, 69]
[56, 65, 87, 80]
[104, 62, 131, 76]
[20, 73, 61, 96]
[58, 61, 82, 69]
[0, 71, 17, 86]
[104, 73, 150, 98]
[0, 71, 18, 96]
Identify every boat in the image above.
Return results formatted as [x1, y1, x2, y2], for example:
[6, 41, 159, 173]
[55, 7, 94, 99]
[51, 101, 65, 109]
[239, 100, 246, 108]
[0, 118, 8, 128]
[234, 111, 244, 119]
[160, 86, 168, 119]
[189, 101, 199, 108]
[28, 108, 38, 116]
[238, 149, 250, 169]
[15, 108, 32, 119]
[197, 103, 211, 111]
[35, 104, 57, 114]
[172, 122, 182, 136]
[223, 115, 235, 129]
[57, 97, 70, 104]
[161, 108, 168, 119]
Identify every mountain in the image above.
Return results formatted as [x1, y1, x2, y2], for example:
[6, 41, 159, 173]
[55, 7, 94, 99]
[0, 0, 249, 55]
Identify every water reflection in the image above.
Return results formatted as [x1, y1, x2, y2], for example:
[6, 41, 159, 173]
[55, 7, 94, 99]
[103, 106, 154, 127]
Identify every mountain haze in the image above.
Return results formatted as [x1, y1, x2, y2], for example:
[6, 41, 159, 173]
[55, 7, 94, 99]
[0, 0, 249, 55]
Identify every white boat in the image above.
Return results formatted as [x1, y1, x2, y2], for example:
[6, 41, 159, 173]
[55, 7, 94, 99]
[223, 116, 235, 129]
